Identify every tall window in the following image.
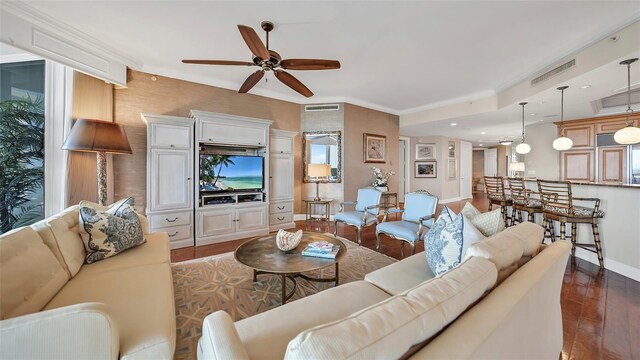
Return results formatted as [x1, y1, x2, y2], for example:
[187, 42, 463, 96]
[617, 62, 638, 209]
[0, 60, 45, 233]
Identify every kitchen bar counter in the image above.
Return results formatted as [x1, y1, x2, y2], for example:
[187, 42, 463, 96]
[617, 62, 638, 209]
[523, 178, 640, 189]
[520, 179, 640, 281]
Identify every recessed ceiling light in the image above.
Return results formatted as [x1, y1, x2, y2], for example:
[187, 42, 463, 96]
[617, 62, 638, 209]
[539, 119, 544, 122]
[499, 140, 513, 145]
[479, 144, 483, 146]
[450, 123, 457, 126]
[538, 101, 546, 104]
[530, 113, 536, 116]
[581, 85, 591, 89]
[480, 131, 486, 135]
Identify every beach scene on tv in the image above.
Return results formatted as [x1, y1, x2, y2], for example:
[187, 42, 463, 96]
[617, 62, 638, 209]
[200, 155, 264, 191]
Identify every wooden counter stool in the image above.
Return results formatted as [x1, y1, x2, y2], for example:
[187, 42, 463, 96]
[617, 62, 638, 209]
[507, 177, 543, 225]
[484, 176, 513, 226]
[537, 179, 605, 268]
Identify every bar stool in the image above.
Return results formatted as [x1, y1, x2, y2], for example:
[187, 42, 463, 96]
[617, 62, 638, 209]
[484, 176, 513, 226]
[537, 179, 605, 267]
[507, 177, 544, 225]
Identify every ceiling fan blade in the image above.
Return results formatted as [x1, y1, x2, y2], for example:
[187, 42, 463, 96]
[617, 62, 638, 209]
[238, 25, 270, 60]
[238, 70, 265, 93]
[182, 60, 255, 66]
[274, 70, 313, 97]
[280, 59, 341, 70]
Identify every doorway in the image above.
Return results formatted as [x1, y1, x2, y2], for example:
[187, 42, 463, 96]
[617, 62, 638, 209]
[484, 148, 498, 177]
[398, 137, 410, 203]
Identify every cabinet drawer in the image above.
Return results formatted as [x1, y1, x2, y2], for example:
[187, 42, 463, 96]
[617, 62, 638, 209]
[149, 211, 192, 229]
[162, 225, 192, 242]
[269, 201, 293, 214]
[269, 212, 293, 225]
[150, 123, 191, 149]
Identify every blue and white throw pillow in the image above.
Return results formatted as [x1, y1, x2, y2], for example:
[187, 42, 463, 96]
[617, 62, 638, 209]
[424, 207, 485, 276]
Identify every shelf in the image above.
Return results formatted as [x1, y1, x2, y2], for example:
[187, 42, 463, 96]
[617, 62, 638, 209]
[200, 192, 265, 207]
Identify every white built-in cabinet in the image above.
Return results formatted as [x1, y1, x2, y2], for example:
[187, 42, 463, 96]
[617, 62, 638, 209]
[142, 114, 195, 249]
[191, 110, 273, 246]
[269, 129, 297, 231]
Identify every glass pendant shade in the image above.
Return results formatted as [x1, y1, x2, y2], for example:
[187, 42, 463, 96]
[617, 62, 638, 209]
[614, 125, 640, 144]
[552, 136, 574, 151]
[515, 142, 531, 154]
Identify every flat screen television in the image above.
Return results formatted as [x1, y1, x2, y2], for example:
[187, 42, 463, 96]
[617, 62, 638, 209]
[199, 154, 264, 192]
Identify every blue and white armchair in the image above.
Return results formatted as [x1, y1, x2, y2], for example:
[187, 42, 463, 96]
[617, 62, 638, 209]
[375, 191, 439, 256]
[334, 188, 382, 245]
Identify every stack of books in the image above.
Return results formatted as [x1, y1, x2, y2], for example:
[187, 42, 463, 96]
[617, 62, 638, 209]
[301, 240, 340, 259]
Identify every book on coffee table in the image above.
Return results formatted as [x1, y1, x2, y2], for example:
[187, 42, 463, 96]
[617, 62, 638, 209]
[301, 244, 340, 259]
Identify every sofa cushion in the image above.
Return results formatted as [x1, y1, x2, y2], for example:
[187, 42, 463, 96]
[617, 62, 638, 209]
[44, 262, 175, 359]
[463, 230, 524, 284]
[0, 227, 69, 319]
[235, 280, 390, 360]
[31, 206, 86, 278]
[284, 257, 497, 359]
[424, 209, 485, 276]
[78, 232, 170, 275]
[79, 198, 145, 264]
[504, 222, 544, 266]
[365, 252, 434, 295]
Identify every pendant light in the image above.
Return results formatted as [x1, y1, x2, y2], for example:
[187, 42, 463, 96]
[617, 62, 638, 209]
[515, 102, 531, 154]
[552, 86, 573, 151]
[614, 58, 640, 145]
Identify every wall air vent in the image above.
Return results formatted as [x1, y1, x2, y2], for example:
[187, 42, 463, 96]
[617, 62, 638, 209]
[304, 104, 340, 112]
[531, 59, 576, 86]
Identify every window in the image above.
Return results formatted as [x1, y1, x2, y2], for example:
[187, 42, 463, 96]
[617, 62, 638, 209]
[0, 60, 46, 233]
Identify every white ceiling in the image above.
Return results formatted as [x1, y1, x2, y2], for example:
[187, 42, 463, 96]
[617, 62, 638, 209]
[12, 1, 640, 142]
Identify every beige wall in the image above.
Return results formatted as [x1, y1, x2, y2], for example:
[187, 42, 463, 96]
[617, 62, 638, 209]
[67, 72, 114, 206]
[343, 104, 400, 203]
[113, 70, 302, 212]
[523, 123, 560, 180]
[408, 136, 464, 202]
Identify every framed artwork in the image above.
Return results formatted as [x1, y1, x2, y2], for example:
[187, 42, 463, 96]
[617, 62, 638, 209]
[448, 141, 456, 158]
[415, 161, 437, 178]
[448, 159, 457, 180]
[416, 143, 436, 160]
[364, 133, 386, 163]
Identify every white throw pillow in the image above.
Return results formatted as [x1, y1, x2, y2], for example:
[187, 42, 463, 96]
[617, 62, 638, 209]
[423, 207, 485, 276]
[461, 202, 505, 237]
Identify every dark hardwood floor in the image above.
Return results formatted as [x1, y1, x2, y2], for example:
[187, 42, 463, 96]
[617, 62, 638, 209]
[170, 193, 639, 360]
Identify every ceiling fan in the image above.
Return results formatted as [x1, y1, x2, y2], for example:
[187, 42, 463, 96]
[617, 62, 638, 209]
[182, 21, 340, 97]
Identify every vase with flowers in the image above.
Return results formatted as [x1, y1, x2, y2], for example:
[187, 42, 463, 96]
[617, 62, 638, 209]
[371, 166, 395, 192]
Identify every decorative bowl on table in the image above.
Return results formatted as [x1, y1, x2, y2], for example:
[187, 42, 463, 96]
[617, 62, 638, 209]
[275, 229, 303, 251]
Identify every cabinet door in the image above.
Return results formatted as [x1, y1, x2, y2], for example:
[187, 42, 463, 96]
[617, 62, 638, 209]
[150, 149, 192, 211]
[236, 206, 267, 232]
[197, 208, 235, 237]
[199, 120, 266, 146]
[562, 150, 594, 182]
[270, 136, 293, 154]
[564, 125, 594, 148]
[599, 147, 626, 183]
[270, 153, 293, 201]
[150, 123, 191, 149]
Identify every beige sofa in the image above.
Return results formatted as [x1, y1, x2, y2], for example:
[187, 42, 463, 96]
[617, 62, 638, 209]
[198, 222, 570, 359]
[0, 205, 176, 360]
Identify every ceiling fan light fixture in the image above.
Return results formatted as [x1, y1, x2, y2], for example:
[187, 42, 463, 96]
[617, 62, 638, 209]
[553, 86, 573, 151]
[614, 58, 640, 145]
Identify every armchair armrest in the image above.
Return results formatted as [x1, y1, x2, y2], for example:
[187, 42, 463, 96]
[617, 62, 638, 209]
[387, 208, 404, 214]
[573, 197, 601, 212]
[136, 213, 150, 235]
[0, 303, 118, 360]
[338, 201, 356, 213]
[199, 311, 249, 360]
[417, 214, 436, 234]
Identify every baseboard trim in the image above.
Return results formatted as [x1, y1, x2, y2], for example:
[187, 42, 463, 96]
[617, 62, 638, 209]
[574, 248, 640, 282]
[440, 197, 461, 204]
[294, 214, 335, 221]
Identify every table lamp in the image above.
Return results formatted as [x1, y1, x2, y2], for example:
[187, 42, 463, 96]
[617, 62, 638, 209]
[308, 163, 331, 201]
[510, 162, 525, 176]
[62, 119, 132, 205]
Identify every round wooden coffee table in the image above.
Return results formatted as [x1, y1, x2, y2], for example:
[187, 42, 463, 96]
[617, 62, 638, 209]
[234, 232, 347, 304]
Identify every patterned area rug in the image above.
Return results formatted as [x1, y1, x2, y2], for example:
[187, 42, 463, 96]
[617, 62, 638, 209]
[171, 235, 395, 360]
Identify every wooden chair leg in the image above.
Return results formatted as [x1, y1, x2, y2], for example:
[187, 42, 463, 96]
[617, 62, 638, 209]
[592, 222, 604, 268]
[560, 221, 567, 242]
[400, 241, 405, 258]
[409, 242, 415, 256]
[528, 211, 534, 223]
[356, 227, 362, 245]
[375, 231, 382, 251]
[333, 220, 339, 236]
[549, 219, 557, 243]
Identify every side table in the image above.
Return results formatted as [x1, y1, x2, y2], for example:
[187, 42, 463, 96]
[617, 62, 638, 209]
[302, 199, 332, 221]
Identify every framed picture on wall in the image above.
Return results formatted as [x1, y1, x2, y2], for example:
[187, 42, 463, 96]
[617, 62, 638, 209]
[416, 143, 436, 160]
[363, 133, 386, 163]
[448, 159, 457, 180]
[415, 161, 437, 178]
[448, 141, 456, 158]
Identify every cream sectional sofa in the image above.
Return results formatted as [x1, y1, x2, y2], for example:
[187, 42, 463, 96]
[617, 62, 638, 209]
[0, 205, 176, 360]
[199, 222, 571, 359]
